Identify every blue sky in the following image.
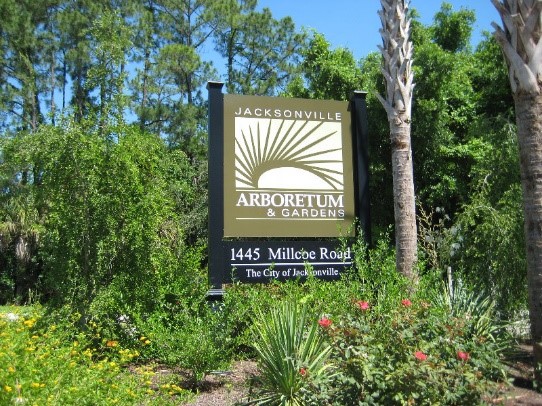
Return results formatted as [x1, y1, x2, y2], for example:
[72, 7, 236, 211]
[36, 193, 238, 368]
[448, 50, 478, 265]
[256, 1, 501, 59]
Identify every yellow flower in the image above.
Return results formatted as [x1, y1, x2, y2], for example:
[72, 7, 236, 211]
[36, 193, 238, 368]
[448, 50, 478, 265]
[4, 385, 13, 392]
[23, 319, 36, 328]
[144, 339, 151, 345]
[7, 366, 15, 373]
[31, 382, 41, 388]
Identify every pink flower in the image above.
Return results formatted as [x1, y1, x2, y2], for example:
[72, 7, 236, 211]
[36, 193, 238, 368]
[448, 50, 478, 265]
[414, 351, 428, 361]
[299, 367, 307, 377]
[457, 351, 470, 362]
[401, 299, 412, 307]
[318, 317, 332, 328]
[355, 300, 370, 311]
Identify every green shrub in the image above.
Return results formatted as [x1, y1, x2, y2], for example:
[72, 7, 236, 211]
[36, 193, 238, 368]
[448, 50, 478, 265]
[317, 294, 509, 405]
[137, 309, 228, 386]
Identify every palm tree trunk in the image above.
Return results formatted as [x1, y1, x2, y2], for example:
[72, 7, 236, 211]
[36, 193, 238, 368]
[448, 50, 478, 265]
[491, 0, 542, 384]
[378, 0, 418, 283]
[515, 91, 542, 376]
[391, 122, 417, 282]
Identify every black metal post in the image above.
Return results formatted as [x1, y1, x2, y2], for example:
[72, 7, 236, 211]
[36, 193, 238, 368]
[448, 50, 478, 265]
[350, 91, 371, 246]
[207, 82, 225, 300]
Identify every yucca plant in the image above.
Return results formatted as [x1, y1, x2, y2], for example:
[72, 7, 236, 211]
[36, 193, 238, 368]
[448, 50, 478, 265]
[434, 282, 512, 351]
[246, 300, 333, 405]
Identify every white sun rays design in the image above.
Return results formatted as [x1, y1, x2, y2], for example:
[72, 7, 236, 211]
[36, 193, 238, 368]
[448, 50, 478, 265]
[234, 118, 344, 190]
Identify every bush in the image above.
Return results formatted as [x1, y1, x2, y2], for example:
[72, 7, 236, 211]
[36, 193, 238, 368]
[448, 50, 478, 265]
[317, 294, 509, 405]
[137, 308, 228, 386]
[0, 305, 192, 405]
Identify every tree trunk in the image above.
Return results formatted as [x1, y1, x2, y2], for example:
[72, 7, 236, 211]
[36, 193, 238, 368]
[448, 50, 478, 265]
[515, 91, 542, 380]
[491, 0, 542, 384]
[378, 0, 418, 283]
[391, 122, 418, 282]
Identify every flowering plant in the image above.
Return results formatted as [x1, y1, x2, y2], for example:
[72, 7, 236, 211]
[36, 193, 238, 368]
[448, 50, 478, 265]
[318, 317, 332, 328]
[355, 300, 370, 311]
[414, 351, 428, 361]
[457, 351, 470, 362]
[315, 297, 509, 405]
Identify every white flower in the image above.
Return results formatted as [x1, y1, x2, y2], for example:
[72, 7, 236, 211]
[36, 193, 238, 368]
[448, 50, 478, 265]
[4, 313, 19, 321]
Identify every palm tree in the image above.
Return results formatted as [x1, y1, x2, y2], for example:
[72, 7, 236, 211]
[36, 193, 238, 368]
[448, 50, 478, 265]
[491, 0, 542, 383]
[377, 0, 417, 283]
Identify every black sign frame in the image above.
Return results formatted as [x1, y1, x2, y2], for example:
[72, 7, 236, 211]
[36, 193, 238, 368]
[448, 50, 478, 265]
[207, 82, 370, 297]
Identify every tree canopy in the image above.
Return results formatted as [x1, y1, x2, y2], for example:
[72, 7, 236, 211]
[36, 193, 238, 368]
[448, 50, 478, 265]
[0, 1, 526, 320]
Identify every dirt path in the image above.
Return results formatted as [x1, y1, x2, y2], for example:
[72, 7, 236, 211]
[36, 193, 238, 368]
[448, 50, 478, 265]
[182, 361, 258, 406]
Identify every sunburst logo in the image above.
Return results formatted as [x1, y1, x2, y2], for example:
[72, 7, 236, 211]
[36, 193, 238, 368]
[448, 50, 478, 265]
[223, 95, 354, 237]
[234, 118, 344, 191]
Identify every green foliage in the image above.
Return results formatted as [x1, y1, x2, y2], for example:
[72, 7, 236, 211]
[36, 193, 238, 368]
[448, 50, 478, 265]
[352, 232, 410, 310]
[431, 2, 476, 53]
[286, 32, 362, 101]
[317, 293, 509, 405]
[247, 299, 334, 405]
[25, 120, 182, 314]
[223, 233, 407, 356]
[433, 283, 511, 350]
[224, 235, 511, 404]
[472, 34, 514, 117]
[0, 305, 192, 405]
[0, 135, 45, 304]
[1, 117, 216, 322]
[216, 4, 307, 96]
[448, 184, 526, 315]
[412, 42, 478, 208]
[138, 309, 227, 385]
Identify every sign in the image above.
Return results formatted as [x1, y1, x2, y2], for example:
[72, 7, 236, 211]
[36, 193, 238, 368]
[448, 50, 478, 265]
[223, 240, 352, 283]
[207, 82, 369, 291]
[223, 95, 355, 237]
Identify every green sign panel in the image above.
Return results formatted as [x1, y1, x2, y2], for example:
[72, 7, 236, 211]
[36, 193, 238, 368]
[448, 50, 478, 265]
[223, 94, 356, 237]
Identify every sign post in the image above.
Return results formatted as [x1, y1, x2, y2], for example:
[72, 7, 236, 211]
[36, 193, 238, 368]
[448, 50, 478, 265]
[207, 83, 369, 297]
